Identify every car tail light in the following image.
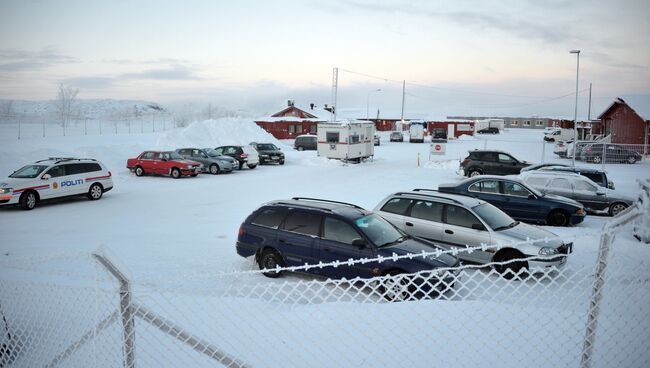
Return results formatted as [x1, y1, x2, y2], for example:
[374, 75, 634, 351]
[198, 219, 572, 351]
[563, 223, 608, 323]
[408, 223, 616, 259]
[585, 147, 592, 152]
[240, 153, 248, 158]
[238, 226, 245, 237]
[108, 171, 112, 177]
[576, 209, 586, 216]
[461, 159, 470, 166]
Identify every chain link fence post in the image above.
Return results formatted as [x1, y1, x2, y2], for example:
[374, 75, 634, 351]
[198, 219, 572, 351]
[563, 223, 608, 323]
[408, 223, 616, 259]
[93, 253, 135, 368]
[580, 202, 642, 368]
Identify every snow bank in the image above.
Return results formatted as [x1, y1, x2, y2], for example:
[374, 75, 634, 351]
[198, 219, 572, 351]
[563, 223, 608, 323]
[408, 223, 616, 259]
[423, 159, 461, 170]
[156, 118, 282, 149]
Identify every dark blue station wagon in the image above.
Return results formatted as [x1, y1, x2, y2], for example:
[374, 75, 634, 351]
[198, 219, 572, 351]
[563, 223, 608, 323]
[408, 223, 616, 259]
[236, 198, 458, 297]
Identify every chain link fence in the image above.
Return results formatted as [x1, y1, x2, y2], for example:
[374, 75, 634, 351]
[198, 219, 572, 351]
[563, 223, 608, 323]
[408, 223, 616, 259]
[1, 185, 649, 368]
[0, 114, 177, 140]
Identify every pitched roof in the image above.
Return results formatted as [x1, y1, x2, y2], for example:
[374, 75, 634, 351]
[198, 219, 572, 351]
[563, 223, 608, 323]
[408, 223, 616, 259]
[257, 104, 332, 123]
[598, 95, 650, 121]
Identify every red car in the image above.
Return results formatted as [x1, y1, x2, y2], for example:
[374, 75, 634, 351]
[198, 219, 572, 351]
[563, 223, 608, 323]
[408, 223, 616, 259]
[127, 151, 202, 178]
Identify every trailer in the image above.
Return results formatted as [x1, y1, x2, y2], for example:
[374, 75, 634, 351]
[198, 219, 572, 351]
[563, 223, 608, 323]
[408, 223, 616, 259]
[409, 121, 426, 143]
[317, 121, 375, 162]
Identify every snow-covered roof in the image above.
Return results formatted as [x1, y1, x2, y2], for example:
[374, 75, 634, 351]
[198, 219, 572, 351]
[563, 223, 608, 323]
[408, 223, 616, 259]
[256, 104, 332, 123]
[598, 95, 650, 121]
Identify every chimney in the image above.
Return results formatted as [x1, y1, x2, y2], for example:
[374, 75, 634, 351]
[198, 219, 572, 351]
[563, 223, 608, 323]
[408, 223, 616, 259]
[310, 103, 315, 110]
[287, 100, 295, 107]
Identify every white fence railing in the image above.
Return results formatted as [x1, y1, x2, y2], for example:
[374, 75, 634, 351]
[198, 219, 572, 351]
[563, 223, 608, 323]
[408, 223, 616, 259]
[1, 185, 649, 368]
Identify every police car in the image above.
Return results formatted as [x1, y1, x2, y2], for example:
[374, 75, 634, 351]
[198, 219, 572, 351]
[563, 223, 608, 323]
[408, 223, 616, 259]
[0, 157, 114, 210]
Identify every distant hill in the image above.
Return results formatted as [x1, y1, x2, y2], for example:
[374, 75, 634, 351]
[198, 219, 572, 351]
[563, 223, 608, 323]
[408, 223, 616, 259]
[0, 99, 167, 120]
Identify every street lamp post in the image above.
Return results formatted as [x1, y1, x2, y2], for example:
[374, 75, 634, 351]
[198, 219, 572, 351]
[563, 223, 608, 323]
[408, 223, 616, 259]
[570, 50, 580, 166]
[366, 89, 381, 119]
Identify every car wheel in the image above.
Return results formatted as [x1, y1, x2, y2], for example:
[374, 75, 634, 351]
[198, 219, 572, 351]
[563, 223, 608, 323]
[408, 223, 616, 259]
[297, 146, 304, 151]
[238, 161, 244, 170]
[592, 155, 602, 164]
[547, 209, 570, 227]
[609, 202, 628, 216]
[247, 164, 257, 169]
[468, 169, 482, 177]
[494, 250, 528, 280]
[135, 166, 145, 176]
[171, 168, 181, 179]
[380, 270, 413, 302]
[87, 183, 103, 200]
[259, 249, 284, 278]
[19, 191, 37, 210]
[626, 156, 637, 164]
[280, 160, 285, 165]
[209, 164, 220, 175]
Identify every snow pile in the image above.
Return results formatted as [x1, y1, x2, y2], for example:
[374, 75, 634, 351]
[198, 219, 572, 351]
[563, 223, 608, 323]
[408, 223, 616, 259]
[423, 159, 461, 170]
[457, 134, 477, 141]
[156, 118, 282, 149]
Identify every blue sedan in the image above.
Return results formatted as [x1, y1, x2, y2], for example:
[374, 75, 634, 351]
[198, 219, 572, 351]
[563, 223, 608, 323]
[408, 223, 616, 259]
[438, 176, 586, 227]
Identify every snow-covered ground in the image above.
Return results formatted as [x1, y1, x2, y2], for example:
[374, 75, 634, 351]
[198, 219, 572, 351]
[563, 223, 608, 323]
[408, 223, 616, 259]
[1, 120, 649, 280]
[1, 119, 649, 367]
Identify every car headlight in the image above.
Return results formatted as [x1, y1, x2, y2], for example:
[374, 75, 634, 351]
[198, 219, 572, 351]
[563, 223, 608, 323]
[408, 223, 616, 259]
[186, 165, 193, 169]
[539, 247, 559, 256]
[260, 154, 269, 158]
[0, 188, 12, 194]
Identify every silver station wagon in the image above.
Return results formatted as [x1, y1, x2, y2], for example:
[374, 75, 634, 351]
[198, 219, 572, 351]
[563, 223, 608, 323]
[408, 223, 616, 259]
[374, 189, 572, 278]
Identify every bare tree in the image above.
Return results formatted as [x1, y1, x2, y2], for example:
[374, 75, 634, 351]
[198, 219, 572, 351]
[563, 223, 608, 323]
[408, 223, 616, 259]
[54, 83, 79, 129]
[0, 100, 15, 123]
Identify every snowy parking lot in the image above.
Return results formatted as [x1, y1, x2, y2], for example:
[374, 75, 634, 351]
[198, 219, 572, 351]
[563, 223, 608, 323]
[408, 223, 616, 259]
[1, 119, 650, 367]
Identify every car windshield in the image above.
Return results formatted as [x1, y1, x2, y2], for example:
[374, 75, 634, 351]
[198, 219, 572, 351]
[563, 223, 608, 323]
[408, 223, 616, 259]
[204, 149, 222, 157]
[257, 144, 277, 150]
[9, 165, 49, 178]
[355, 214, 405, 247]
[472, 203, 518, 231]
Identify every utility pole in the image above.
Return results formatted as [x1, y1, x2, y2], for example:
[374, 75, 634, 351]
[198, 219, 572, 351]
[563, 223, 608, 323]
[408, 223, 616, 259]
[570, 50, 580, 167]
[400, 80, 406, 121]
[331, 67, 338, 121]
[587, 82, 591, 122]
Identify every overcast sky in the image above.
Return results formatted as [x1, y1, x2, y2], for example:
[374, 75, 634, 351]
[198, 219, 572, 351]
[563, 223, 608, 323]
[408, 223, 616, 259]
[1, 0, 648, 118]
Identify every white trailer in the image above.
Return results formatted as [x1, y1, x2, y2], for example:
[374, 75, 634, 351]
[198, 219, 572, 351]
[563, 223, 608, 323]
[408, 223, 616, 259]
[409, 122, 426, 143]
[474, 119, 504, 132]
[317, 121, 375, 162]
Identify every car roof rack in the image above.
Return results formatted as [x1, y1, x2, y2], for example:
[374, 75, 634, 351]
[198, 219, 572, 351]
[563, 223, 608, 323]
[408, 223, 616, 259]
[36, 157, 97, 164]
[394, 190, 464, 205]
[290, 197, 365, 210]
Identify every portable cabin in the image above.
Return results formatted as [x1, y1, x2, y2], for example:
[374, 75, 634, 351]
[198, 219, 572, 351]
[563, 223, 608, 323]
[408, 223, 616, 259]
[317, 121, 375, 161]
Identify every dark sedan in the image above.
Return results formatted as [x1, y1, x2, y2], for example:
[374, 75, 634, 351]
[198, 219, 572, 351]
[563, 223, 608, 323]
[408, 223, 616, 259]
[250, 142, 285, 165]
[580, 143, 642, 164]
[438, 176, 586, 227]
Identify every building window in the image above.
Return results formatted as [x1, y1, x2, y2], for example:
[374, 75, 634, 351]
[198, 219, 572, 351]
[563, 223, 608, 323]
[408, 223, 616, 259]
[536, 120, 544, 126]
[524, 120, 531, 126]
[512, 120, 519, 126]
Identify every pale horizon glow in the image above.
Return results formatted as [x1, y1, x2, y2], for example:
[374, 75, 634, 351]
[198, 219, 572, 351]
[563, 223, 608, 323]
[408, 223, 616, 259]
[0, 0, 649, 118]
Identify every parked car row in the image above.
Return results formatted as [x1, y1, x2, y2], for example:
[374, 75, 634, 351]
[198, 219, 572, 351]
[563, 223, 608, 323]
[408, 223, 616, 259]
[127, 143, 286, 178]
[458, 149, 632, 221]
[237, 191, 572, 297]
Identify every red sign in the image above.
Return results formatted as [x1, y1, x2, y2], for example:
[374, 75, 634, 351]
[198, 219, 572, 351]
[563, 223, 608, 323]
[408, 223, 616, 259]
[435, 144, 442, 151]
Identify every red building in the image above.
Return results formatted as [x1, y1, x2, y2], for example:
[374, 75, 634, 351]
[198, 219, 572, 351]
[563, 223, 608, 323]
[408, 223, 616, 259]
[255, 101, 330, 139]
[598, 96, 650, 145]
[427, 121, 475, 139]
[358, 118, 405, 131]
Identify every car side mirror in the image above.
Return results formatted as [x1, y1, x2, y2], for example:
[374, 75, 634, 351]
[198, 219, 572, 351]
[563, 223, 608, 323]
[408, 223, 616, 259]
[511, 161, 517, 165]
[471, 223, 486, 231]
[528, 194, 535, 200]
[351, 238, 367, 248]
[41, 174, 51, 180]
[161, 158, 167, 162]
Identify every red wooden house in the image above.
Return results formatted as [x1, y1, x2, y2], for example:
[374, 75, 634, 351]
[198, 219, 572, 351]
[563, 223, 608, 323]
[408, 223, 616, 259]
[598, 96, 650, 145]
[255, 101, 330, 139]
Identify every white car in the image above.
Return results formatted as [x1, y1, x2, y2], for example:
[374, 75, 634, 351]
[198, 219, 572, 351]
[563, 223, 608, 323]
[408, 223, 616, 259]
[0, 157, 114, 210]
